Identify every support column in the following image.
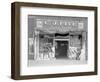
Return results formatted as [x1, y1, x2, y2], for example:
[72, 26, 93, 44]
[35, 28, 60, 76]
[34, 30, 39, 60]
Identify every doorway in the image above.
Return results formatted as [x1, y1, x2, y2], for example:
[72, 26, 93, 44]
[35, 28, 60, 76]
[55, 40, 69, 59]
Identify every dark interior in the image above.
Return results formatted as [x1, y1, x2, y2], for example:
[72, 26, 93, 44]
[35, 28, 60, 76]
[55, 41, 68, 59]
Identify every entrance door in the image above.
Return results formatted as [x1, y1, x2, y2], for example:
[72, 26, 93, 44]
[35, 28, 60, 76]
[55, 40, 68, 59]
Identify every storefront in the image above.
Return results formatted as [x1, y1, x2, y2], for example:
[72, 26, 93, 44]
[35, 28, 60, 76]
[28, 15, 87, 61]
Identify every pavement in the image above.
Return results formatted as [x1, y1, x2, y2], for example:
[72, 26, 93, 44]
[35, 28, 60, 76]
[28, 58, 87, 67]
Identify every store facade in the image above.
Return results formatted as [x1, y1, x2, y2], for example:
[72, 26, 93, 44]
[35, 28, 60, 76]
[28, 15, 87, 61]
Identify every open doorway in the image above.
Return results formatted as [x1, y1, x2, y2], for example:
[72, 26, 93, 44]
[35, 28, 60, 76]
[55, 40, 69, 59]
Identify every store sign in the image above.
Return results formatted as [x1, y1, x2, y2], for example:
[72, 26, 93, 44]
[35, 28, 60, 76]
[36, 19, 84, 32]
[78, 22, 84, 29]
[37, 19, 79, 26]
[36, 19, 43, 28]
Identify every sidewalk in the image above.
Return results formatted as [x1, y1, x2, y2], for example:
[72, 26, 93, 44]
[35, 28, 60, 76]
[28, 59, 87, 67]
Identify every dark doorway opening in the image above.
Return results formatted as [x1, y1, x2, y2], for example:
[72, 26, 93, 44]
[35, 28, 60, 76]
[55, 40, 69, 59]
